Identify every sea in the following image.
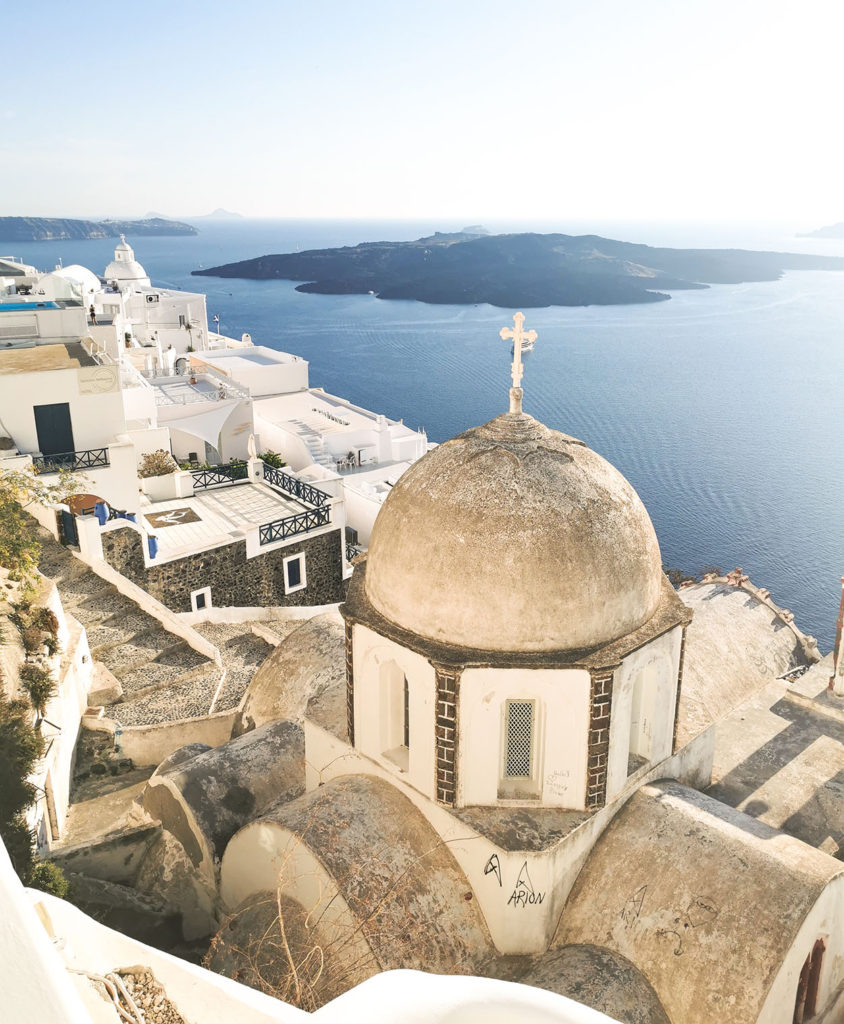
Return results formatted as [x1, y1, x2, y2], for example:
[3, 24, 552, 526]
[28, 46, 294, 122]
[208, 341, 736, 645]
[6, 217, 844, 650]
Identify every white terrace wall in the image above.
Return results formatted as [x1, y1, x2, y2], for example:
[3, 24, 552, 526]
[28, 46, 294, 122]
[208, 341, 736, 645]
[36, 578, 93, 844]
[201, 347, 309, 397]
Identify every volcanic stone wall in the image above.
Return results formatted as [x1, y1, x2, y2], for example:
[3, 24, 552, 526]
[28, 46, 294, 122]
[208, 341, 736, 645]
[101, 526, 344, 611]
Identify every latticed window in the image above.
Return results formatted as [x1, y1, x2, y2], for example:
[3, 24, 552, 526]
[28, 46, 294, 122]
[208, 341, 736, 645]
[505, 700, 534, 778]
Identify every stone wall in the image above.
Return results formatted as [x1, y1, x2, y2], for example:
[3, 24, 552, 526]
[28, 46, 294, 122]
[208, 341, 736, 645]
[101, 526, 344, 612]
[586, 669, 614, 809]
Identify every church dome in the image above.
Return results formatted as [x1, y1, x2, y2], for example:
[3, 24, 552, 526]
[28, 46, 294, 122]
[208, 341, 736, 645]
[364, 409, 663, 653]
[104, 235, 149, 284]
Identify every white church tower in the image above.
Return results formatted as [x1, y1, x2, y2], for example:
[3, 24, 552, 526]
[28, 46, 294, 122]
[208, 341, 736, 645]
[342, 314, 692, 812]
[104, 234, 151, 288]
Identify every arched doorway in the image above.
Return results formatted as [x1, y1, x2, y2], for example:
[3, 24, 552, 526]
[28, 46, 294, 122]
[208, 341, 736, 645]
[67, 493, 108, 517]
[794, 938, 825, 1023]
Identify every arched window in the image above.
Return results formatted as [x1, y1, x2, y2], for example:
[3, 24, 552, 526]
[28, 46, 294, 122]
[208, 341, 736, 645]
[379, 661, 409, 772]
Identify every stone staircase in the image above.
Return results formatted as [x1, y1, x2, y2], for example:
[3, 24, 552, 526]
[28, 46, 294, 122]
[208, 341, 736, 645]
[37, 532, 276, 729]
[36, 533, 221, 727]
[289, 417, 336, 469]
[193, 621, 274, 714]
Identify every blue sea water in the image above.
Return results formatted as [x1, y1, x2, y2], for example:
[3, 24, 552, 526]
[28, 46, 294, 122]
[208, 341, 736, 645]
[7, 218, 844, 649]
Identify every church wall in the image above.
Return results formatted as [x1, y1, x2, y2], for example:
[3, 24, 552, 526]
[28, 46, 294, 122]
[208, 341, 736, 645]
[302, 716, 714, 956]
[351, 624, 437, 801]
[758, 874, 844, 1023]
[457, 667, 591, 809]
[605, 626, 682, 802]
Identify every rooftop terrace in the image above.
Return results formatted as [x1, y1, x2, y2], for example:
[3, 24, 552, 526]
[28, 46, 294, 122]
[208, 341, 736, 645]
[141, 479, 321, 560]
[0, 341, 97, 373]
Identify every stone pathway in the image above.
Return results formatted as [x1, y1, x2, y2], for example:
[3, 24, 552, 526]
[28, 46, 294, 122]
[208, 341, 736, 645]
[193, 621, 274, 713]
[36, 533, 271, 727]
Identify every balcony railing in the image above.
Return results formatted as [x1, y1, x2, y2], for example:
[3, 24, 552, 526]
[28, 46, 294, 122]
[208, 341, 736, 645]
[191, 462, 249, 490]
[262, 464, 330, 507]
[32, 448, 110, 473]
[259, 505, 331, 546]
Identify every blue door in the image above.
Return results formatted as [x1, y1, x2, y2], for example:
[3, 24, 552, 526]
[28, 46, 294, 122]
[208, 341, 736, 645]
[60, 509, 78, 546]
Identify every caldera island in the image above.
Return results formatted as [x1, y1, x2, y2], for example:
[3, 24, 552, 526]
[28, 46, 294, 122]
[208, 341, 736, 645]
[191, 228, 844, 307]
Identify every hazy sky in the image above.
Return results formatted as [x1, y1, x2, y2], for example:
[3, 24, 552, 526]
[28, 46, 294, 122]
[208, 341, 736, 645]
[3, 1, 844, 224]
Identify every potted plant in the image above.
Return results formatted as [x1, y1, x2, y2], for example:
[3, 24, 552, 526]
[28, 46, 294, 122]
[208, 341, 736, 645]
[139, 449, 182, 501]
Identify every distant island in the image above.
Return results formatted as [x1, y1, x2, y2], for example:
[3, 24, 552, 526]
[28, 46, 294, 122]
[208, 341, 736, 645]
[0, 216, 198, 242]
[191, 208, 243, 221]
[192, 229, 844, 307]
[799, 222, 844, 239]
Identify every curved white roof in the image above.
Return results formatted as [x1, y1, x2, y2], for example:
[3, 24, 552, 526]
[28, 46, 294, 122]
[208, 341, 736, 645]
[54, 264, 101, 296]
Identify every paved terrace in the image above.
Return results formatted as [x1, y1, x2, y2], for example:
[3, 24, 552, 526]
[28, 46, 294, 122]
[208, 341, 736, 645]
[147, 372, 250, 406]
[141, 480, 316, 561]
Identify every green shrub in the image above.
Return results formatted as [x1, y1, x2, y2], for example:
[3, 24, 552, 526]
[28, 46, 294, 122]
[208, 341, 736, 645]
[0, 694, 43, 879]
[27, 860, 69, 899]
[19, 664, 56, 716]
[260, 450, 286, 469]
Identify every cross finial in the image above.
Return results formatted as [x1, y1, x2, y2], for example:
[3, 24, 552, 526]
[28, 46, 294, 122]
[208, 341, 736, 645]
[499, 312, 537, 413]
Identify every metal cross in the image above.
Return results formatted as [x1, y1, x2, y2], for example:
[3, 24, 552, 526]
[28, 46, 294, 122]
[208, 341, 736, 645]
[499, 312, 537, 403]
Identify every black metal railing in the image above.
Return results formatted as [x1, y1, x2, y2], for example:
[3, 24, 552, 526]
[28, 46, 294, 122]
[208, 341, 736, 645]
[32, 448, 110, 473]
[262, 464, 329, 507]
[259, 505, 331, 545]
[191, 461, 249, 490]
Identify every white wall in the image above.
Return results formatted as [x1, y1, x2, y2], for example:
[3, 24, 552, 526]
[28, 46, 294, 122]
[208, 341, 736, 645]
[0, 305, 86, 343]
[121, 377, 157, 426]
[28, 579, 93, 847]
[202, 347, 309, 397]
[29, 439, 141, 514]
[343, 486, 382, 545]
[759, 875, 844, 1023]
[0, 364, 127, 455]
[253, 413, 312, 469]
[459, 667, 591, 809]
[124, 289, 209, 352]
[352, 625, 437, 801]
[0, 843, 92, 1024]
[605, 627, 682, 801]
[127, 425, 173, 464]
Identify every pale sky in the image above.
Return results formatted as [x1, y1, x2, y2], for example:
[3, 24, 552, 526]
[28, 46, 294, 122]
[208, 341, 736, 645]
[3, 0, 844, 224]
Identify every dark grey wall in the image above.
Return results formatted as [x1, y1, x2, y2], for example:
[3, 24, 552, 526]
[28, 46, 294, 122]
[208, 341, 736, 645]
[102, 526, 345, 611]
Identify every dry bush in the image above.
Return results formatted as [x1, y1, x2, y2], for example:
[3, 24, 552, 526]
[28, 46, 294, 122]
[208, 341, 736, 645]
[139, 449, 179, 478]
[204, 787, 477, 1012]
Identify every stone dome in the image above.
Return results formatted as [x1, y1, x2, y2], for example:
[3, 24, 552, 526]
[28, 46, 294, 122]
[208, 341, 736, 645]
[364, 409, 663, 653]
